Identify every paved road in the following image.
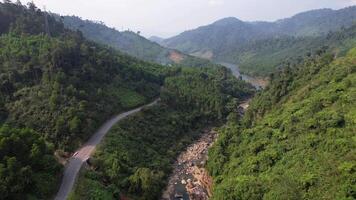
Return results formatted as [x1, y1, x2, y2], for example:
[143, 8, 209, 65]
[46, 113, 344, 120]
[54, 99, 159, 200]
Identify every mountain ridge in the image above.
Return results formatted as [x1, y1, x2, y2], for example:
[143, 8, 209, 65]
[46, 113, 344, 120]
[159, 5, 356, 75]
[58, 15, 220, 68]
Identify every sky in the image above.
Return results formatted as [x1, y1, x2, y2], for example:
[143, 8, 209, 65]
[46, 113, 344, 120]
[19, 0, 356, 38]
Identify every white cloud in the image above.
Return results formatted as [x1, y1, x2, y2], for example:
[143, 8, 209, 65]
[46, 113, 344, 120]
[208, 0, 224, 6]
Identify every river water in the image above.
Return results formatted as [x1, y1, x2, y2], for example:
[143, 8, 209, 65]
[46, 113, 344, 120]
[218, 62, 268, 89]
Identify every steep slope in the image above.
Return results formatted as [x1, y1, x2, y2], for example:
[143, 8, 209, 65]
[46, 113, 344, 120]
[207, 49, 356, 199]
[0, 2, 164, 198]
[59, 16, 218, 68]
[161, 6, 356, 75]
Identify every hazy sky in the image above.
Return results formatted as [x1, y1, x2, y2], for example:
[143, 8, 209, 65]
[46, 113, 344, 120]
[19, 0, 356, 38]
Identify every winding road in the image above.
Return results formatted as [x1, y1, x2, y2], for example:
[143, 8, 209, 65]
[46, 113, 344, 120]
[54, 99, 159, 200]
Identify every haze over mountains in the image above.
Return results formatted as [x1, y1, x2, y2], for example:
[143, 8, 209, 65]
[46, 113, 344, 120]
[158, 6, 356, 74]
[57, 15, 218, 68]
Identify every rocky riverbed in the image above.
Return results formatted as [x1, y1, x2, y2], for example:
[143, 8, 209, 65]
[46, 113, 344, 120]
[161, 129, 218, 200]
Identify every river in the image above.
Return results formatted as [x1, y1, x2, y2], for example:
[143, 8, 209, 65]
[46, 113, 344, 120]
[218, 62, 268, 89]
[161, 63, 264, 200]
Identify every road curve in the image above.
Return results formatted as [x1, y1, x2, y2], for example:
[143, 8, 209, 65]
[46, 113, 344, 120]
[54, 99, 159, 200]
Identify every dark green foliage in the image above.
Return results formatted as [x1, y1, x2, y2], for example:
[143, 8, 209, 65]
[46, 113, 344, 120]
[0, 33, 162, 150]
[0, 125, 61, 199]
[0, 2, 163, 150]
[70, 66, 255, 200]
[0, 2, 168, 199]
[207, 49, 356, 199]
[0, 1, 65, 36]
[70, 105, 208, 200]
[162, 66, 255, 120]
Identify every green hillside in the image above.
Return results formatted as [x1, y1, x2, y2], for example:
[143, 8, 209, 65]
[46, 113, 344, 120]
[0, 2, 164, 198]
[207, 48, 356, 199]
[59, 16, 219, 68]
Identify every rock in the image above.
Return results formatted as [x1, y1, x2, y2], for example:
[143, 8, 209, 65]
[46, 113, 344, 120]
[181, 179, 187, 185]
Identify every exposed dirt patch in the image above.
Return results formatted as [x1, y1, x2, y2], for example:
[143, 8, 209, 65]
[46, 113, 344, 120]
[169, 50, 185, 63]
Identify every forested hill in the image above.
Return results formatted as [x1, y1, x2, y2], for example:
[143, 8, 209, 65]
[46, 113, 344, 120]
[207, 48, 356, 199]
[160, 6, 356, 75]
[0, 2, 165, 198]
[58, 15, 219, 68]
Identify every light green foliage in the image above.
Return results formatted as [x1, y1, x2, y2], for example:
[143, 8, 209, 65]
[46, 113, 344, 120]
[107, 87, 146, 109]
[207, 49, 356, 199]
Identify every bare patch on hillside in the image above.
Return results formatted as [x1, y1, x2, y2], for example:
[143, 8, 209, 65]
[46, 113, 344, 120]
[169, 50, 184, 63]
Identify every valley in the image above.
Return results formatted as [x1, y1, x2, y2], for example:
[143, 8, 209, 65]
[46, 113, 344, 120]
[162, 64, 257, 200]
[0, 1, 355, 200]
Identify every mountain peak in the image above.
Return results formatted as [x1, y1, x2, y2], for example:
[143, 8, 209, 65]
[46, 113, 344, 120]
[213, 17, 243, 26]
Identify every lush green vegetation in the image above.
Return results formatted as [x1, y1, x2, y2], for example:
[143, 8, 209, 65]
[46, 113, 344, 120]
[162, 67, 254, 120]
[0, 1, 163, 150]
[0, 125, 61, 199]
[0, 1, 165, 198]
[69, 66, 254, 200]
[207, 48, 356, 199]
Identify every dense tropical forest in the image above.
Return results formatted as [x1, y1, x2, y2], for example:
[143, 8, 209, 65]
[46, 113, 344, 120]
[69, 66, 254, 200]
[207, 49, 356, 199]
[0, 1, 254, 199]
[1, 0, 355, 200]
[0, 1, 164, 199]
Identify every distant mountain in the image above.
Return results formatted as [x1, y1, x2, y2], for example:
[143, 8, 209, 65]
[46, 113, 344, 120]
[58, 16, 218, 68]
[149, 36, 165, 43]
[161, 6, 356, 74]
